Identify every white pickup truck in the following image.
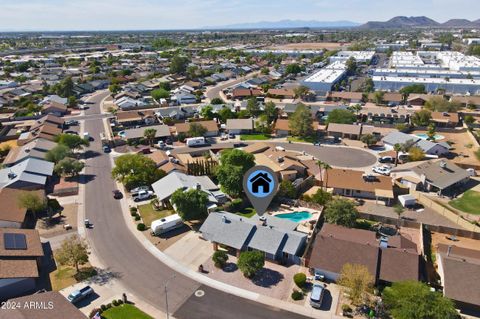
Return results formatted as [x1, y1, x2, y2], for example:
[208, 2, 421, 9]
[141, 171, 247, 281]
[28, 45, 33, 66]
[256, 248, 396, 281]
[133, 190, 154, 202]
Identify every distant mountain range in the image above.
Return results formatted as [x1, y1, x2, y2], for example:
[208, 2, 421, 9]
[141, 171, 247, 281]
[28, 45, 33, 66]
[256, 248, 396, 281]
[207, 19, 360, 30]
[360, 16, 480, 29]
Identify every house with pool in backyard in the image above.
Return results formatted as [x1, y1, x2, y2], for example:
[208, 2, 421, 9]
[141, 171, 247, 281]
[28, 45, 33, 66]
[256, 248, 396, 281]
[199, 212, 308, 265]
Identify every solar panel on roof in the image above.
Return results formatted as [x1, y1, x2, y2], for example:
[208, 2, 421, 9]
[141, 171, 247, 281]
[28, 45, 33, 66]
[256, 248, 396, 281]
[4, 233, 27, 250]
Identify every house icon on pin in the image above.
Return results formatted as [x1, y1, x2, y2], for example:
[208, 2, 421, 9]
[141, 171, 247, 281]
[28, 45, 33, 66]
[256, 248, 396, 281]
[249, 172, 272, 194]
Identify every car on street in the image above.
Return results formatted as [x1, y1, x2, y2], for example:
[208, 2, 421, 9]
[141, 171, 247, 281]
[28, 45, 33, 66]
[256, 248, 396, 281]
[113, 190, 122, 199]
[378, 156, 394, 164]
[65, 120, 79, 126]
[67, 285, 93, 304]
[373, 165, 391, 176]
[309, 283, 325, 309]
[228, 133, 235, 139]
[133, 190, 154, 202]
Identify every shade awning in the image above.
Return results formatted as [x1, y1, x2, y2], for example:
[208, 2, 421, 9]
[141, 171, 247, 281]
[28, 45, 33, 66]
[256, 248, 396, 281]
[375, 188, 394, 199]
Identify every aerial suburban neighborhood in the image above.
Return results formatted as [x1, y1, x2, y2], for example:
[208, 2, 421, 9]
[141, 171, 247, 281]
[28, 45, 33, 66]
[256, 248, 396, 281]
[2, 1, 480, 319]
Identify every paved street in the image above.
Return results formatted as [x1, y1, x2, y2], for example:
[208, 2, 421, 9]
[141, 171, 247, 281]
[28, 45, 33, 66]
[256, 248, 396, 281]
[81, 91, 314, 318]
[205, 71, 260, 101]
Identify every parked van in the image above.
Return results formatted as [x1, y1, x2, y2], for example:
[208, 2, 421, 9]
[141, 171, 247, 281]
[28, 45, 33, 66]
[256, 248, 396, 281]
[309, 283, 325, 309]
[151, 214, 183, 236]
[186, 137, 207, 147]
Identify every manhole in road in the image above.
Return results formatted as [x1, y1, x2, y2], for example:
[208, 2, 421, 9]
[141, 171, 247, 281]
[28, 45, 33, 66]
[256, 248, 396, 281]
[194, 289, 205, 297]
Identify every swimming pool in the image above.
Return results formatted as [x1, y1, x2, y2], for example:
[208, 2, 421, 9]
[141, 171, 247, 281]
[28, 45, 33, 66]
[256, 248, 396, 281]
[275, 211, 313, 223]
[415, 133, 445, 141]
[118, 131, 126, 138]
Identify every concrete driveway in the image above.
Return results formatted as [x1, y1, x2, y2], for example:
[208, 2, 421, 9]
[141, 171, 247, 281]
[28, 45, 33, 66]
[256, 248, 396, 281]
[164, 231, 213, 271]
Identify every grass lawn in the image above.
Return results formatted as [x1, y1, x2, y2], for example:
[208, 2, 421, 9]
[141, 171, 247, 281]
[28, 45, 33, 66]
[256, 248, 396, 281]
[50, 264, 97, 291]
[449, 190, 480, 215]
[235, 207, 256, 218]
[137, 204, 173, 227]
[355, 219, 377, 231]
[240, 134, 271, 141]
[101, 304, 153, 319]
[287, 135, 318, 143]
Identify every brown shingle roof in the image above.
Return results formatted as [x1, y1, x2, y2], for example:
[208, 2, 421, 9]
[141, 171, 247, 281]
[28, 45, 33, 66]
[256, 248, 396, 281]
[329, 91, 363, 100]
[430, 112, 459, 124]
[0, 189, 44, 223]
[0, 259, 38, 278]
[116, 110, 155, 123]
[437, 244, 480, 306]
[0, 228, 43, 257]
[3, 291, 87, 319]
[327, 123, 362, 135]
[325, 168, 393, 193]
[243, 142, 271, 154]
[309, 224, 379, 276]
[267, 88, 295, 98]
[175, 120, 218, 134]
[379, 248, 420, 282]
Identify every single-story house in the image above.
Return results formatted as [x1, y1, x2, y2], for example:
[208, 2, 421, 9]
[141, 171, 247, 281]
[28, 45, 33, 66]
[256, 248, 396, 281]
[41, 101, 68, 116]
[0, 228, 44, 300]
[254, 149, 307, 181]
[436, 244, 480, 311]
[3, 138, 56, 167]
[174, 120, 218, 137]
[232, 88, 263, 100]
[115, 110, 157, 127]
[146, 151, 170, 167]
[243, 142, 271, 154]
[0, 189, 45, 228]
[151, 171, 226, 208]
[0, 158, 54, 190]
[267, 88, 295, 99]
[324, 168, 394, 204]
[430, 112, 459, 127]
[226, 118, 255, 135]
[368, 92, 403, 106]
[122, 125, 171, 142]
[391, 159, 470, 195]
[326, 123, 362, 140]
[382, 131, 449, 156]
[273, 119, 319, 137]
[200, 212, 307, 265]
[328, 91, 363, 103]
[308, 224, 420, 283]
[174, 92, 197, 105]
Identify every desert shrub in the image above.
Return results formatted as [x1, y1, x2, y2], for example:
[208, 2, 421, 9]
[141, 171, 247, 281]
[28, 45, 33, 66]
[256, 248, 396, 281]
[137, 223, 146, 231]
[291, 290, 303, 300]
[293, 273, 307, 288]
[212, 250, 229, 268]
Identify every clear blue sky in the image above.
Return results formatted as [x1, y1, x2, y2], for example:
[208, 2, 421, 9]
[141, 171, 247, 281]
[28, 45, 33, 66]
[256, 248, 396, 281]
[0, 0, 479, 31]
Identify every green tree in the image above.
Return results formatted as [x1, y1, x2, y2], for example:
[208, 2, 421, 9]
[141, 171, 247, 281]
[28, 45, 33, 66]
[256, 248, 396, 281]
[345, 57, 357, 75]
[188, 122, 208, 137]
[18, 192, 47, 217]
[217, 107, 235, 123]
[212, 250, 229, 268]
[411, 110, 432, 127]
[464, 115, 475, 125]
[308, 188, 332, 206]
[289, 103, 313, 137]
[151, 88, 170, 100]
[383, 281, 458, 319]
[363, 78, 375, 93]
[399, 84, 426, 101]
[326, 109, 356, 124]
[109, 83, 121, 95]
[246, 97, 260, 117]
[373, 91, 385, 105]
[67, 96, 77, 108]
[46, 144, 71, 163]
[54, 158, 85, 177]
[394, 143, 403, 166]
[170, 188, 209, 221]
[170, 55, 190, 74]
[237, 250, 265, 278]
[263, 101, 278, 123]
[427, 123, 437, 141]
[210, 97, 224, 105]
[55, 235, 89, 273]
[56, 76, 74, 98]
[360, 134, 377, 147]
[293, 273, 307, 288]
[216, 149, 255, 197]
[112, 154, 166, 191]
[143, 128, 157, 146]
[55, 133, 89, 150]
[324, 198, 359, 228]
[285, 63, 303, 75]
[200, 105, 214, 120]
[293, 85, 310, 99]
[338, 263, 374, 305]
[408, 147, 425, 162]
[278, 180, 297, 199]
[425, 97, 461, 112]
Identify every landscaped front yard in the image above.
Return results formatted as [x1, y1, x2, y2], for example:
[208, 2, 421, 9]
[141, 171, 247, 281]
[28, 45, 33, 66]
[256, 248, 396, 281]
[287, 135, 318, 143]
[50, 264, 97, 291]
[449, 190, 480, 215]
[137, 204, 173, 227]
[101, 304, 153, 319]
[240, 134, 271, 141]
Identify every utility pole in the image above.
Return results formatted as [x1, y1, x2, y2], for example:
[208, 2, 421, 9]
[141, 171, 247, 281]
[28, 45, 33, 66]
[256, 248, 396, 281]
[165, 274, 176, 319]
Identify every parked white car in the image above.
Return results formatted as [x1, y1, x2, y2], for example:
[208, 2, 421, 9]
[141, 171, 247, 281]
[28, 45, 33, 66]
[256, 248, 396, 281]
[372, 165, 391, 176]
[133, 190, 154, 202]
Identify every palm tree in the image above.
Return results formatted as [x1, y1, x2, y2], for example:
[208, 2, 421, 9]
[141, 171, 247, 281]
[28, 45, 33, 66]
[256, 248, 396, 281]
[317, 160, 332, 190]
[143, 128, 157, 146]
[394, 143, 402, 167]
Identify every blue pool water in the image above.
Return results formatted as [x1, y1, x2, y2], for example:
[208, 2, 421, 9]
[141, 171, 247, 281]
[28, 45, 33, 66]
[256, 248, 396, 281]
[415, 133, 445, 141]
[275, 211, 313, 223]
